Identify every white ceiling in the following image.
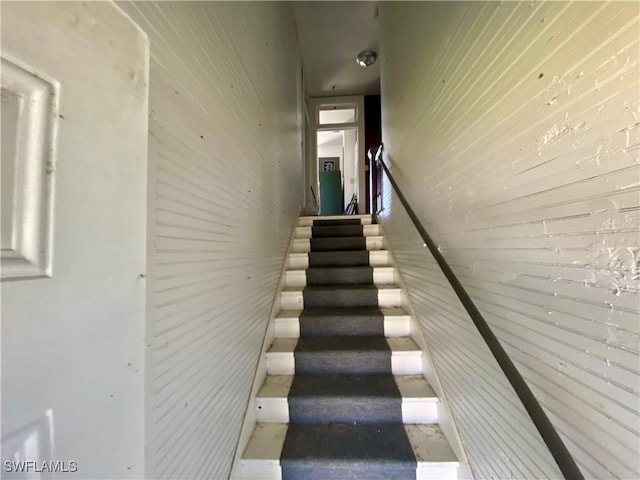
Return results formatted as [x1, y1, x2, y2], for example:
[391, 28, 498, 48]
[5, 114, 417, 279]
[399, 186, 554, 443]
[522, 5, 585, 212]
[293, 1, 380, 98]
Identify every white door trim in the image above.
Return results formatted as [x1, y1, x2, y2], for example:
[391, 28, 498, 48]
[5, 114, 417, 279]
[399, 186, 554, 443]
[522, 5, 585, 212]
[309, 95, 366, 214]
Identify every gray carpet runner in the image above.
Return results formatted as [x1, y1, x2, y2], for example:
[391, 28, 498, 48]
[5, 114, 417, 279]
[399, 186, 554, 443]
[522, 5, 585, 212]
[294, 337, 392, 374]
[288, 374, 403, 423]
[281, 217, 416, 479]
[308, 250, 370, 267]
[310, 236, 367, 251]
[281, 424, 416, 480]
[303, 285, 379, 308]
[312, 218, 363, 226]
[312, 224, 364, 237]
[306, 265, 373, 285]
[299, 307, 384, 337]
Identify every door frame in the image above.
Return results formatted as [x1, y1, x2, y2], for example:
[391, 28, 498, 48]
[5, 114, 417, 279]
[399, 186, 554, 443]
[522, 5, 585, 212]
[308, 95, 365, 214]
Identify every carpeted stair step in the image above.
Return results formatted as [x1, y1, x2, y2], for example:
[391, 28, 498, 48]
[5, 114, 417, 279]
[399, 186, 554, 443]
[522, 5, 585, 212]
[311, 236, 366, 251]
[280, 423, 416, 480]
[238, 423, 459, 480]
[288, 374, 403, 423]
[266, 337, 422, 375]
[255, 374, 438, 424]
[306, 265, 374, 286]
[292, 236, 384, 253]
[274, 307, 411, 338]
[307, 250, 370, 267]
[298, 215, 374, 227]
[312, 218, 363, 226]
[304, 285, 378, 308]
[294, 336, 392, 375]
[300, 307, 384, 336]
[280, 285, 402, 310]
[288, 250, 391, 269]
[295, 224, 382, 238]
[285, 266, 397, 287]
[313, 225, 365, 237]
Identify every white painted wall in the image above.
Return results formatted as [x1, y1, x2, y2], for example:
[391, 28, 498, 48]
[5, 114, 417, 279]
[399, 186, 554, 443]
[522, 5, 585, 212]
[343, 129, 358, 206]
[1, 2, 148, 478]
[117, 2, 303, 479]
[379, 2, 639, 479]
[303, 102, 317, 213]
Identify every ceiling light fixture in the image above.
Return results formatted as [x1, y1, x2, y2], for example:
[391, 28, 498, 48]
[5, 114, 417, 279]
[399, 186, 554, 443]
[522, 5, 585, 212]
[356, 50, 377, 68]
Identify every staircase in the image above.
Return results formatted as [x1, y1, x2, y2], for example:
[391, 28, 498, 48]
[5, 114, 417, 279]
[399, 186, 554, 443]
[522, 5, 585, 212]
[236, 215, 460, 480]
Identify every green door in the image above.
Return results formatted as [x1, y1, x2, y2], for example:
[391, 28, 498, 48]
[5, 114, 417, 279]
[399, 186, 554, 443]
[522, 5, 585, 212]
[319, 170, 343, 215]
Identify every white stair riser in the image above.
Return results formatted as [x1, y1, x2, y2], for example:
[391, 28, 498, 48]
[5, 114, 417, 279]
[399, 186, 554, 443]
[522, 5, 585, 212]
[274, 316, 411, 338]
[255, 397, 438, 424]
[280, 289, 402, 310]
[392, 352, 423, 375]
[294, 224, 381, 238]
[256, 398, 289, 423]
[284, 267, 396, 288]
[417, 466, 459, 480]
[266, 352, 422, 376]
[297, 215, 372, 227]
[274, 317, 299, 338]
[287, 251, 392, 269]
[236, 461, 281, 480]
[291, 236, 384, 253]
[403, 399, 438, 423]
[266, 354, 295, 376]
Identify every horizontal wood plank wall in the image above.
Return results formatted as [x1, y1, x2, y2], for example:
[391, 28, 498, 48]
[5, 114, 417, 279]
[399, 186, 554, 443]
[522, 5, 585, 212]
[378, 2, 639, 479]
[117, 2, 302, 479]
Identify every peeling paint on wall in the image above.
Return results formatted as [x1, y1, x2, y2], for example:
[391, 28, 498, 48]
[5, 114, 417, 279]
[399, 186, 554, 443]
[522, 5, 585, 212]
[380, 1, 639, 478]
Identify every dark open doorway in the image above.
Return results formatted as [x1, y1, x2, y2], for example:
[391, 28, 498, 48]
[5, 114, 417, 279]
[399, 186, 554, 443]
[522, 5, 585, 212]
[364, 95, 382, 214]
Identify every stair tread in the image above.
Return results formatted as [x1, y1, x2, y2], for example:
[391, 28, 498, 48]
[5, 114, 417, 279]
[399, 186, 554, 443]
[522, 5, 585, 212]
[288, 250, 391, 269]
[287, 266, 394, 273]
[274, 308, 411, 338]
[291, 374, 401, 397]
[304, 236, 384, 253]
[310, 235, 382, 244]
[295, 227, 383, 239]
[299, 214, 372, 221]
[306, 250, 371, 267]
[295, 265, 394, 271]
[306, 225, 368, 237]
[268, 337, 419, 353]
[241, 423, 457, 463]
[257, 374, 436, 399]
[304, 265, 375, 286]
[294, 337, 392, 375]
[283, 284, 400, 292]
[242, 423, 288, 461]
[281, 423, 415, 463]
[277, 307, 409, 318]
[296, 336, 390, 352]
[291, 249, 390, 255]
[406, 425, 459, 464]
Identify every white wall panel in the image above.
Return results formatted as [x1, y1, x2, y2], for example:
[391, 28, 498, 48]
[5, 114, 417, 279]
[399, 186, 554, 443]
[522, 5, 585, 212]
[117, 2, 302, 478]
[379, 2, 639, 479]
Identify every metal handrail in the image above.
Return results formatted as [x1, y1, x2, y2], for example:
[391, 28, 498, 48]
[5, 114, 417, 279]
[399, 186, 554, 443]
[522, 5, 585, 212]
[372, 144, 584, 480]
